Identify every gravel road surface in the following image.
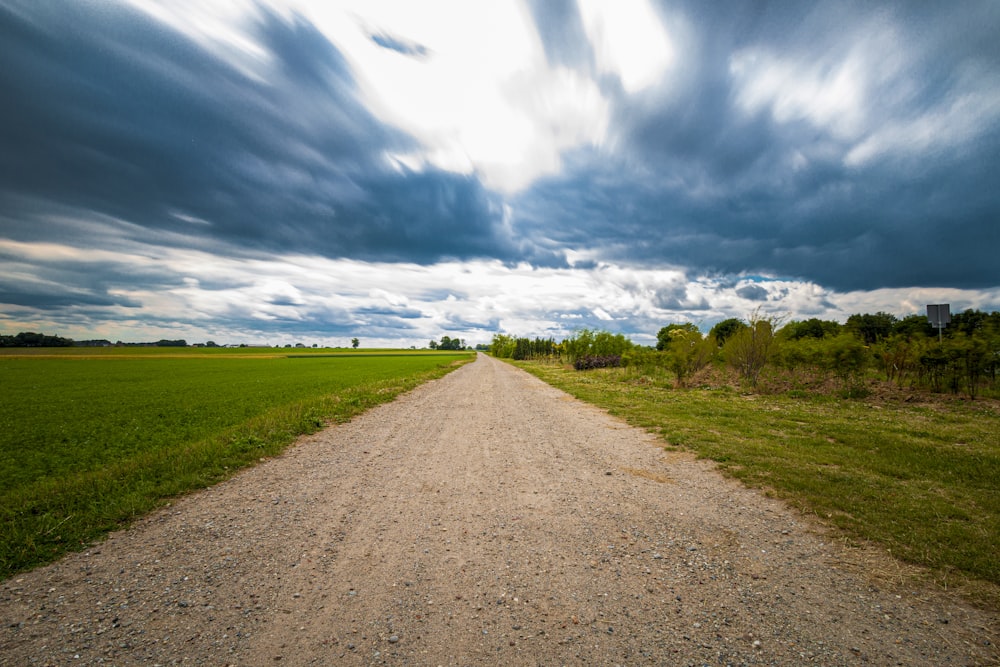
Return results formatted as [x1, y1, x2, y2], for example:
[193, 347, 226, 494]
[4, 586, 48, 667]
[1, 353, 996, 665]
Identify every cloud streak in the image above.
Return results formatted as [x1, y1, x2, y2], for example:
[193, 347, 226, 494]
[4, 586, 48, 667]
[0, 2, 520, 264]
[1, 0, 998, 344]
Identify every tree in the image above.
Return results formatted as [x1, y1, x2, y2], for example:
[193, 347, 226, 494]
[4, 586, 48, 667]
[663, 326, 714, 387]
[489, 334, 514, 357]
[934, 333, 992, 399]
[351, 337, 360, 349]
[563, 329, 632, 362]
[709, 318, 747, 346]
[434, 335, 465, 351]
[780, 318, 840, 340]
[893, 315, 934, 339]
[1, 331, 73, 347]
[952, 308, 989, 337]
[656, 323, 699, 351]
[846, 312, 897, 345]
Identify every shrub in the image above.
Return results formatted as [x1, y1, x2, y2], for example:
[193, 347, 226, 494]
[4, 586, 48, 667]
[664, 327, 715, 387]
[823, 334, 870, 397]
[573, 354, 622, 371]
[562, 329, 632, 364]
[724, 310, 780, 387]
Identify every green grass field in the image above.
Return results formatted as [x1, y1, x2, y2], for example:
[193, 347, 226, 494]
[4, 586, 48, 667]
[515, 360, 1000, 606]
[0, 348, 472, 579]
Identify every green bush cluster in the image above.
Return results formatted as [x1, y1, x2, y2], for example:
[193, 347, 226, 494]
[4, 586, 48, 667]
[489, 334, 559, 360]
[492, 309, 1000, 398]
[774, 310, 1000, 399]
[490, 330, 631, 363]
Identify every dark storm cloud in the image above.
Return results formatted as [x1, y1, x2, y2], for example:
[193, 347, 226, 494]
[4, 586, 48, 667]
[515, 138, 1000, 291]
[0, 245, 161, 311]
[0, 280, 138, 310]
[0, 1, 516, 264]
[652, 282, 709, 311]
[736, 284, 769, 302]
[515, 0, 1000, 292]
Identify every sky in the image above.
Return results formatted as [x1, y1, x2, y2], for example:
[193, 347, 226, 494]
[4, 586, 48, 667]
[1, 1, 998, 348]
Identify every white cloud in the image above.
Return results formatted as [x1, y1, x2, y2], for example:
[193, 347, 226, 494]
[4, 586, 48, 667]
[294, 0, 609, 193]
[845, 74, 1000, 167]
[4, 233, 998, 346]
[729, 47, 870, 141]
[729, 12, 1000, 170]
[728, 12, 926, 145]
[124, 0, 611, 193]
[577, 0, 674, 94]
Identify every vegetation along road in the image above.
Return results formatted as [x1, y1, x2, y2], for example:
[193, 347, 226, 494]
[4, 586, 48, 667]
[1, 354, 996, 665]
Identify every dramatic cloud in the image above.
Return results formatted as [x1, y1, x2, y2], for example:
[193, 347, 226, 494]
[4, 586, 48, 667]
[1, 0, 998, 344]
[0, 2, 524, 262]
[515, 2, 1000, 291]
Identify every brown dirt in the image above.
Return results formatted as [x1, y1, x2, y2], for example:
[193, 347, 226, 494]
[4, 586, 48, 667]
[1, 354, 997, 665]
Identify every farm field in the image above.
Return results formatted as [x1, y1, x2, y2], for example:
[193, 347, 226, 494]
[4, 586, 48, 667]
[515, 359, 1000, 606]
[0, 348, 472, 578]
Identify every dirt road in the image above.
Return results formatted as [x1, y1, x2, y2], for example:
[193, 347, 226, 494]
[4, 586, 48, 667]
[1, 354, 996, 665]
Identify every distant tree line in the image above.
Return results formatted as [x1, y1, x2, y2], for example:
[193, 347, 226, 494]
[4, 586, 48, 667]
[1, 332, 73, 347]
[0, 332, 191, 348]
[489, 334, 558, 360]
[429, 335, 467, 350]
[489, 308, 1000, 399]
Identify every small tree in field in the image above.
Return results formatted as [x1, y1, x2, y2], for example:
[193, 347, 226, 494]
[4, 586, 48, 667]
[351, 337, 360, 349]
[664, 327, 714, 387]
[724, 310, 781, 387]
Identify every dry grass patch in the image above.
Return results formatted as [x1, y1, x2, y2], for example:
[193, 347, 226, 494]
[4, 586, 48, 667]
[622, 467, 673, 483]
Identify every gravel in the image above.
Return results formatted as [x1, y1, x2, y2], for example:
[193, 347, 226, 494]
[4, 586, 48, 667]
[1, 353, 996, 665]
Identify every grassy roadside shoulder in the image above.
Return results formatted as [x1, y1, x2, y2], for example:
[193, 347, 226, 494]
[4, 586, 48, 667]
[514, 359, 1000, 608]
[1, 354, 473, 580]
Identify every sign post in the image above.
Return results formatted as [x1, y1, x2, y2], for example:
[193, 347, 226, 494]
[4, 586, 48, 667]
[927, 304, 951, 343]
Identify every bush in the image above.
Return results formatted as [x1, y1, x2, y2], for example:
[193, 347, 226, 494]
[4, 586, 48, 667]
[824, 334, 870, 396]
[724, 311, 779, 387]
[563, 329, 632, 362]
[664, 327, 715, 387]
[573, 355, 622, 371]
